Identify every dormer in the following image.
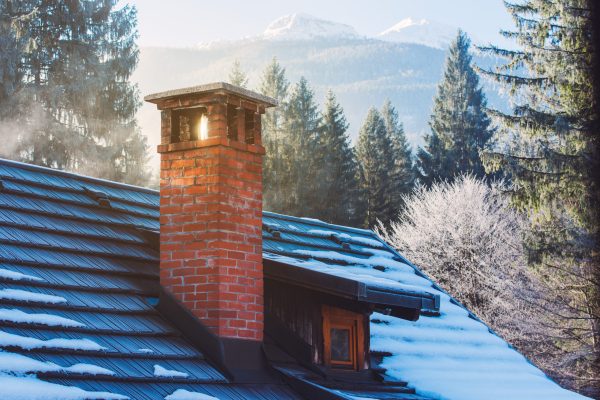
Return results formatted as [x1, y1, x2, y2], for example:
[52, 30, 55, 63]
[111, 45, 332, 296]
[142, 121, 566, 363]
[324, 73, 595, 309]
[261, 215, 440, 373]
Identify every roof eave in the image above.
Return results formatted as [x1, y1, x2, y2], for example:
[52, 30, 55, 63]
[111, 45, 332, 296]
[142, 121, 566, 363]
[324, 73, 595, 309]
[263, 258, 437, 316]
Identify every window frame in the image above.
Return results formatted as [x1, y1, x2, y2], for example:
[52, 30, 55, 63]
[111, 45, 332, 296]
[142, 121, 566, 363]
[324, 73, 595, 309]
[322, 305, 365, 370]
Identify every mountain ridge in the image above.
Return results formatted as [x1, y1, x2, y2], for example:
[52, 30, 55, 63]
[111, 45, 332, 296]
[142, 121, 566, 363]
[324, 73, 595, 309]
[135, 14, 504, 170]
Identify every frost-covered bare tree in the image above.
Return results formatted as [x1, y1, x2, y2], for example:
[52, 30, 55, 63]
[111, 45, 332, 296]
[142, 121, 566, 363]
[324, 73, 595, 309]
[376, 175, 562, 381]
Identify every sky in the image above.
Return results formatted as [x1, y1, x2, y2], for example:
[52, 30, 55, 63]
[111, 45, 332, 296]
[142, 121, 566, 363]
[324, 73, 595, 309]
[128, 0, 514, 48]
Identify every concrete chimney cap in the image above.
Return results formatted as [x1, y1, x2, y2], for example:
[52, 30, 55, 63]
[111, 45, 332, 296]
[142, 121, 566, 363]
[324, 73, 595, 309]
[144, 82, 278, 107]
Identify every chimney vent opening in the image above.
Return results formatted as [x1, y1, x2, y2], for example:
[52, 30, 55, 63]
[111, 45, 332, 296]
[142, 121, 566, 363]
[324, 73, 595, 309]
[171, 107, 207, 143]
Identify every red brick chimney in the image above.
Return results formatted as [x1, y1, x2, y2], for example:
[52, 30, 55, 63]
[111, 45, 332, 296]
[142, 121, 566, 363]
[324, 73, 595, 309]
[145, 83, 276, 342]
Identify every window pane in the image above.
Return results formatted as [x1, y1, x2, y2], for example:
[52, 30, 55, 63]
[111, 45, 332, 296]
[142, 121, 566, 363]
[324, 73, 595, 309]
[330, 328, 351, 361]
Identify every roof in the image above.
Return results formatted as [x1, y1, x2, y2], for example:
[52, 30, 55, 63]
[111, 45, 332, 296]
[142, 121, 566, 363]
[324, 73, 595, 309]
[0, 157, 588, 400]
[0, 158, 298, 400]
[262, 213, 440, 315]
[144, 82, 278, 108]
[261, 214, 586, 400]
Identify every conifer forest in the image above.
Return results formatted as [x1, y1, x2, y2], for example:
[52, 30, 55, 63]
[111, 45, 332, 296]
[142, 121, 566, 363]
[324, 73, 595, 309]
[0, 0, 599, 397]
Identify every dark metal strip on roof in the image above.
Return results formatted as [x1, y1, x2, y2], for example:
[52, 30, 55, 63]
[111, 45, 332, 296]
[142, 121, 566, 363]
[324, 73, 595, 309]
[44, 379, 302, 400]
[263, 218, 383, 251]
[264, 231, 374, 257]
[264, 256, 439, 314]
[0, 177, 160, 218]
[0, 327, 203, 358]
[0, 158, 158, 204]
[0, 225, 158, 262]
[0, 264, 158, 295]
[0, 243, 158, 277]
[263, 211, 374, 238]
[264, 258, 367, 302]
[0, 192, 158, 231]
[0, 283, 155, 313]
[0, 208, 152, 246]
[14, 352, 221, 382]
[366, 287, 438, 313]
[0, 311, 177, 337]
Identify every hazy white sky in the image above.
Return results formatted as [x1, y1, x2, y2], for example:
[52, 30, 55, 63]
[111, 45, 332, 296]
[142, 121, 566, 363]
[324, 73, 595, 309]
[128, 0, 514, 47]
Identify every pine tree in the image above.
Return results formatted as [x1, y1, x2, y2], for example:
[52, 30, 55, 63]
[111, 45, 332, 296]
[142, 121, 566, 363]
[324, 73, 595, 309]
[0, 0, 150, 186]
[258, 57, 289, 212]
[313, 90, 360, 226]
[228, 59, 248, 88]
[355, 108, 396, 227]
[479, 0, 599, 394]
[416, 30, 492, 186]
[381, 100, 414, 214]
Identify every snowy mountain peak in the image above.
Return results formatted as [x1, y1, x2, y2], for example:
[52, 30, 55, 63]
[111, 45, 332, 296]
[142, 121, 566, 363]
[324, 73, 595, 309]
[262, 13, 360, 41]
[378, 18, 458, 49]
[384, 17, 429, 32]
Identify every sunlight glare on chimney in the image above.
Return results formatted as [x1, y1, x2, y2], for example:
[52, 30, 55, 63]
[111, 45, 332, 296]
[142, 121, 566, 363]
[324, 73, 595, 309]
[199, 114, 208, 140]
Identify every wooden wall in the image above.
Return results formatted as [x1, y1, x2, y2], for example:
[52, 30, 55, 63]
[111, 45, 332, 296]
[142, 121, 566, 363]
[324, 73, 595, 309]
[264, 279, 371, 369]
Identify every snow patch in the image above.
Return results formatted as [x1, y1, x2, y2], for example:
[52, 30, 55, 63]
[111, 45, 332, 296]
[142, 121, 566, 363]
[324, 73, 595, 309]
[0, 351, 114, 375]
[0, 373, 128, 399]
[299, 216, 325, 223]
[0, 308, 85, 327]
[0, 269, 43, 282]
[153, 364, 189, 378]
[0, 330, 105, 351]
[138, 348, 154, 354]
[0, 289, 66, 304]
[165, 389, 219, 400]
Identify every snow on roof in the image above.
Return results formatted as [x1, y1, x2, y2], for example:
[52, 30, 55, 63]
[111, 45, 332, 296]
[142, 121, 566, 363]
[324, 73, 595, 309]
[264, 250, 434, 297]
[263, 213, 590, 400]
[0, 308, 85, 327]
[0, 158, 587, 400]
[0, 288, 66, 304]
[0, 330, 106, 351]
[165, 389, 219, 400]
[0, 158, 299, 400]
[0, 373, 128, 400]
[153, 364, 189, 379]
[0, 351, 115, 376]
[0, 268, 43, 282]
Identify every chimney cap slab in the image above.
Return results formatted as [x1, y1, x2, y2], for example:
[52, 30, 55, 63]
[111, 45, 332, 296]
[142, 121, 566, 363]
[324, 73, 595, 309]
[144, 82, 278, 107]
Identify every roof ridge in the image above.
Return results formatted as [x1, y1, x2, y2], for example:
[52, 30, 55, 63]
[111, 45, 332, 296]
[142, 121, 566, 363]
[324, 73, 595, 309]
[0, 158, 158, 196]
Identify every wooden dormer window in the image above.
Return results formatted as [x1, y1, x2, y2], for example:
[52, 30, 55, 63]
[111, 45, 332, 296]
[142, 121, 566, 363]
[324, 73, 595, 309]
[322, 305, 365, 370]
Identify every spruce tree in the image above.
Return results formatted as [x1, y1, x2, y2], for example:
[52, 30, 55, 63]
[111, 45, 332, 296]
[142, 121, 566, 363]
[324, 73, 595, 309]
[480, 0, 599, 393]
[258, 57, 289, 212]
[381, 100, 414, 214]
[282, 77, 322, 217]
[416, 30, 492, 186]
[415, 132, 453, 187]
[228, 59, 249, 88]
[314, 90, 360, 226]
[0, 0, 149, 185]
[0, 8, 20, 106]
[355, 108, 396, 227]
